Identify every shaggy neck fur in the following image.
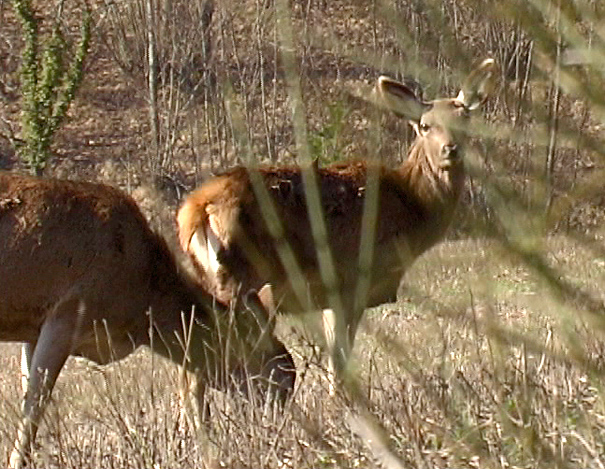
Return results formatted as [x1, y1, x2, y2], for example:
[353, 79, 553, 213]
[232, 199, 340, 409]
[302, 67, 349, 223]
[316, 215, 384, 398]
[400, 138, 465, 215]
[397, 138, 466, 255]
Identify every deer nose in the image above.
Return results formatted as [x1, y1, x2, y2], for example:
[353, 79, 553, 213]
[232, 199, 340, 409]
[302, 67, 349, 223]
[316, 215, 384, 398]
[442, 144, 458, 159]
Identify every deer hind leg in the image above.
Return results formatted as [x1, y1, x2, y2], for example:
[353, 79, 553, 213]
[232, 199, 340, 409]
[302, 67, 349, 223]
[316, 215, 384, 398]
[9, 298, 82, 469]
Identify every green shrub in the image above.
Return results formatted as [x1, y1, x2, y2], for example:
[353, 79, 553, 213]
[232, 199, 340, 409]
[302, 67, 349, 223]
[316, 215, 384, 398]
[13, 0, 90, 175]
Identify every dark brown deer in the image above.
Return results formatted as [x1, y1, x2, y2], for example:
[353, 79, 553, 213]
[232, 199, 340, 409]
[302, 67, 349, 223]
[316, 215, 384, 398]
[177, 59, 496, 387]
[0, 171, 295, 469]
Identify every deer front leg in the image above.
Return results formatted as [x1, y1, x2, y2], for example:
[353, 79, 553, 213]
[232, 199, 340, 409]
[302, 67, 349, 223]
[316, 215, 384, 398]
[322, 308, 351, 396]
[9, 322, 74, 467]
[322, 305, 365, 396]
[20, 343, 34, 397]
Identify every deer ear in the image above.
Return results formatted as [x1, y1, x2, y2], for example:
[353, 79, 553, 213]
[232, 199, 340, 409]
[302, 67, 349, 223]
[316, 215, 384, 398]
[456, 58, 497, 110]
[244, 288, 275, 333]
[257, 284, 276, 316]
[372, 76, 430, 122]
[408, 120, 421, 137]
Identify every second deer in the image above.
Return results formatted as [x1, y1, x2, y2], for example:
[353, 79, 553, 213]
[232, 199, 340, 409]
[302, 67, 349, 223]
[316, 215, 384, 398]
[0, 171, 295, 468]
[177, 58, 496, 387]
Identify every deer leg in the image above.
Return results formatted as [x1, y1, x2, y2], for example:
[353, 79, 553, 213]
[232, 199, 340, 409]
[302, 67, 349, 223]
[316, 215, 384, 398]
[321, 308, 336, 394]
[322, 308, 351, 395]
[9, 301, 79, 469]
[258, 345, 296, 406]
[20, 343, 35, 397]
[346, 307, 365, 358]
[230, 342, 296, 416]
[322, 306, 364, 396]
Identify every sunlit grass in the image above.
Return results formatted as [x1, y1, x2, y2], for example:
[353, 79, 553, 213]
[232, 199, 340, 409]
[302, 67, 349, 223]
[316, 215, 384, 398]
[2, 0, 605, 467]
[1, 238, 604, 467]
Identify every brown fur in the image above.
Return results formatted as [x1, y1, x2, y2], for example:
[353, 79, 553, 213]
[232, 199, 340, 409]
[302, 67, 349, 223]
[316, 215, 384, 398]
[178, 160, 458, 311]
[0, 171, 294, 468]
[177, 59, 496, 383]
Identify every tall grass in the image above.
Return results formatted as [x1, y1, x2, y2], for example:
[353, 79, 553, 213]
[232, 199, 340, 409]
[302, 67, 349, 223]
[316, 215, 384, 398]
[1, 0, 605, 467]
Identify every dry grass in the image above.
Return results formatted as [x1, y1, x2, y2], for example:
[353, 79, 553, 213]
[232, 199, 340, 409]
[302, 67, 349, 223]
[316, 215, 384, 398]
[2, 237, 605, 468]
[2, 0, 605, 467]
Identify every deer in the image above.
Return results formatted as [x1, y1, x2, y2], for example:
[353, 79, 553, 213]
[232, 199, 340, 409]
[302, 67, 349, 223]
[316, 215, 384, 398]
[0, 171, 295, 469]
[177, 58, 496, 390]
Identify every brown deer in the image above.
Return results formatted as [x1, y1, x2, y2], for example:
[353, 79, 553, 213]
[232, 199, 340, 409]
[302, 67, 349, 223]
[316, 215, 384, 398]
[177, 59, 496, 387]
[0, 171, 295, 469]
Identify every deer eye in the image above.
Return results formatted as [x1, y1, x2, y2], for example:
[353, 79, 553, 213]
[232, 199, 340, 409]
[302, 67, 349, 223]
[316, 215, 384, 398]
[419, 123, 430, 133]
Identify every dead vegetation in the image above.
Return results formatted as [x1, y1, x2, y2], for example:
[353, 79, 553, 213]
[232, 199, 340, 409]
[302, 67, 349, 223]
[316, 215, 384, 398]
[1, 237, 604, 468]
[1, 0, 605, 467]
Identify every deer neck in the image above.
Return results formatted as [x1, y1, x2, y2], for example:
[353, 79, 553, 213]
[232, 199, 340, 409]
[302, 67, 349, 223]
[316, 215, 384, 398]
[400, 140, 465, 213]
[397, 140, 465, 251]
[141, 232, 212, 348]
